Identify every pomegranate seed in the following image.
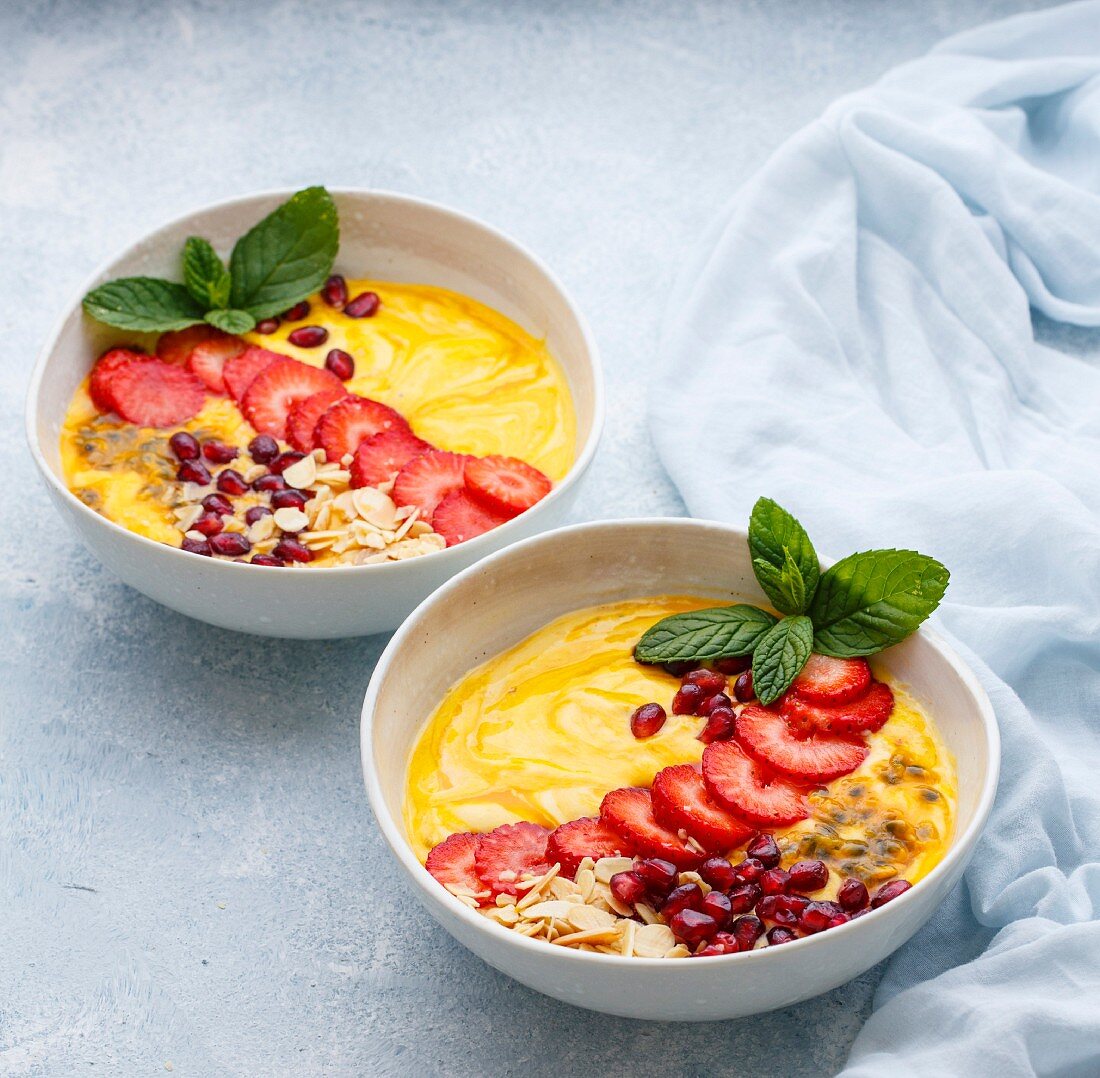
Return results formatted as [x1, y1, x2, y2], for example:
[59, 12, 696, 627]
[695, 935, 737, 957]
[701, 890, 732, 929]
[745, 833, 781, 868]
[192, 513, 224, 537]
[272, 488, 309, 510]
[250, 553, 285, 566]
[202, 440, 238, 464]
[766, 926, 798, 946]
[697, 707, 735, 743]
[733, 671, 755, 702]
[283, 300, 310, 321]
[255, 318, 280, 334]
[662, 660, 694, 676]
[177, 460, 211, 485]
[248, 434, 279, 463]
[209, 532, 251, 557]
[731, 915, 765, 949]
[325, 348, 355, 380]
[169, 431, 201, 460]
[288, 325, 328, 348]
[661, 883, 704, 918]
[713, 655, 751, 675]
[201, 493, 233, 516]
[755, 894, 780, 921]
[698, 857, 737, 891]
[733, 857, 766, 884]
[322, 274, 349, 309]
[217, 468, 250, 495]
[683, 669, 727, 696]
[838, 878, 869, 913]
[244, 505, 273, 525]
[609, 871, 648, 907]
[629, 702, 667, 739]
[273, 537, 313, 563]
[700, 692, 732, 715]
[633, 858, 678, 896]
[671, 683, 705, 715]
[181, 536, 211, 556]
[728, 882, 762, 915]
[759, 868, 790, 895]
[772, 894, 810, 926]
[787, 860, 829, 893]
[345, 291, 380, 318]
[252, 474, 288, 493]
[270, 451, 306, 475]
[668, 909, 718, 946]
[871, 880, 912, 908]
[799, 902, 835, 934]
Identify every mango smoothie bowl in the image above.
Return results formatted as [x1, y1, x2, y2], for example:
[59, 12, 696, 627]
[27, 189, 601, 637]
[363, 514, 999, 1020]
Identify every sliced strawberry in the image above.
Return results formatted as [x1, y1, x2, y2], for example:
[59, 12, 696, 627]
[791, 654, 871, 704]
[599, 787, 704, 869]
[464, 454, 552, 517]
[393, 450, 473, 516]
[349, 428, 432, 488]
[314, 396, 411, 462]
[546, 816, 636, 878]
[286, 387, 348, 453]
[425, 832, 487, 903]
[187, 335, 246, 394]
[701, 740, 811, 827]
[735, 704, 868, 782]
[651, 764, 755, 854]
[106, 358, 206, 427]
[242, 360, 344, 439]
[431, 489, 510, 546]
[156, 324, 229, 366]
[474, 821, 551, 897]
[223, 346, 286, 403]
[781, 680, 895, 738]
[89, 347, 146, 413]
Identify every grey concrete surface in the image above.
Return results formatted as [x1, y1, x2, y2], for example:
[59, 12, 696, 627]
[1, 1, 1057, 1073]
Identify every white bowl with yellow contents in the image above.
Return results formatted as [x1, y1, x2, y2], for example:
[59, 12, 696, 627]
[361, 518, 999, 1021]
[26, 189, 602, 637]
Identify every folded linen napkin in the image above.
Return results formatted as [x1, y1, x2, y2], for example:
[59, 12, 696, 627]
[651, 3, 1100, 1073]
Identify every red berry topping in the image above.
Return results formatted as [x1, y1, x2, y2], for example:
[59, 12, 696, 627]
[255, 318, 280, 335]
[187, 335, 246, 394]
[270, 451, 306, 475]
[272, 488, 309, 511]
[248, 434, 280, 463]
[733, 671, 755, 702]
[759, 868, 790, 895]
[108, 358, 206, 428]
[244, 505, 272, 525]
[89, 347, 146, 413]
[432, 489, 510, 547]
[733, 857, 767, 884]
[181, 535, 211, 556]
[253, 474, 288, 493]
[799, 900, 847, 934]
[464, 455, 552, 517]
[766, 926, 798, 946]
[633, 857, 679, 897]
[700, 692, 732, 715]
[609, 870, 648, 907]
[202, 440, 238, 464]
[286, 388, 348, 453]
[250, 553, 286, 566]
[629, 702, 667, 739]
[728, 882, 763, 915]
[701, 890, 732, 929]
[713, 656, 751, 676]
[672, 683, 705, 715]
[662, 661, 694, 677]
[735, 705, 868, 783]
[425, 832, 485, 902]
[156, 324, 228, 366]
[598, 787, 703, 869]
[698, 857, 738, 891]
[322, 274, 348, 309]
[202, 493, 233, 516]
[169, 431, 201, 461]
[792, 655, 872, 704]
[324, 348, 355, 380]
[701, 740, 811, 827]
[272, 537, 313, 563]
[345, 290, 380, 318]
[349, 429, 433, 489]
[745, 833, 781, 868]
[838, 878, 869, 912]
[697, 707, 736, 744]
[209, 532, 251, 557]
[223, 346, 285, 402]
[242, 359, 344, 439]
[216, 469, 250, 495]
[177, 460, 212, 485]
[780, 681, 895, 738]
[546, 816, 634, 878]
[731, 915, 765, 949]
[288, 325, 328, 348]
[661, 883, 704, 918]
[191, 513, 224, 537]
[683, 669, 727, 696]
[871, 879, 912, 908]
[282, 301, 310, 321]
[316, 396, 411, 462]
[473, 821, 551, 898]
[651, 764, 754, 854]
[787, 860, 829, 893]
[668, 909, 718, 946]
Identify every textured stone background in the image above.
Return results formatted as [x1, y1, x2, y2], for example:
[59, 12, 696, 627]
[2, 1, 1056, 1074]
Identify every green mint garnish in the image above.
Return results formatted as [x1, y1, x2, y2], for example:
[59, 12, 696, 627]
[751, 615, 814, 705]
[633, 605, 777, 665]
[82, 186, 339, 335]
[748, 496, 819, 615]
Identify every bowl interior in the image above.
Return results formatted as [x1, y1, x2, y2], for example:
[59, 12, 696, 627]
[30, 188, 599, 489]
[368, 519, 995, 886]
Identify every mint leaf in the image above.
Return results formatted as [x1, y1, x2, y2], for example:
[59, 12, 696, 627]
[82, 278, 204, 332]
[229, 186, 339, 320]
[748, 497, 820, 614]
[183, 236, 231, 309]
[751, 615, 814, 705]
[809, 549, 949, 657]
[634, 605, 778, 665]
[205, 308, 255, 334]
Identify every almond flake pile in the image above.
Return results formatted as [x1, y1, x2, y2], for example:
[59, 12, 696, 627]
[446, 857, 694, 958]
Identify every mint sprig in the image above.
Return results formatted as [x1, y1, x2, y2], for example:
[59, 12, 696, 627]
[634, 497, 949, 705]
[82, 186, 338, 335]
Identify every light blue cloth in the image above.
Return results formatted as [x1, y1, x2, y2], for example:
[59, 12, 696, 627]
[651, 3, 1100, 1074]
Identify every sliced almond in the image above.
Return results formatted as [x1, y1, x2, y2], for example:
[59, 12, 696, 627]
[281, 454, 317, 490]
[273, 506, 310, 533]
[594, 857, 634, 884]
[565, 905, 616, 931]
[632, 923, 677, 958]
[520, 900, 576, 921]
[551, 927, 621, 948]
[174, 505, 202, 531]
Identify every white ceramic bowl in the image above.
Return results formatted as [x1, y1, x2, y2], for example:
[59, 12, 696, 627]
[361, 518, 999, 1021]
[26, 189, 602, 638]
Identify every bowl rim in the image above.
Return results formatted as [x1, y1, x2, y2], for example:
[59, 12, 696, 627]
[360, 516, 1001, 967]
[25, 186, 605, 578]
